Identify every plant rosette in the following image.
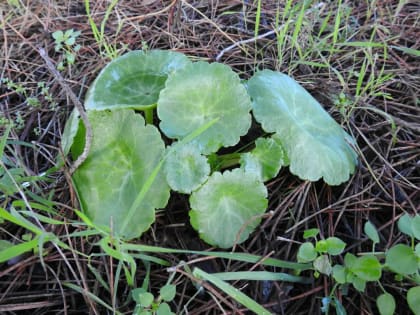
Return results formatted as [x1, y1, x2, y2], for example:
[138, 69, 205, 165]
[62, 49, 358, 248]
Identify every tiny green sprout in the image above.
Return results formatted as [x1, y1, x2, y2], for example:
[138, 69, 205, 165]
[131, 285, 176, 315]
[14, 111, 25, 130]
[298, 217, 420, 315]
[52, 29, 81, 70]
[2, 77, 26, 96]
[27, 97, 41, 108]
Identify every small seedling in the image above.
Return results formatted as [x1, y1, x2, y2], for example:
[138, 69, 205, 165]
[1, 78, 56, 109]
[52, 29, 81, 70]
[132, 284, 176, 315]
[298, 216, 420, 315]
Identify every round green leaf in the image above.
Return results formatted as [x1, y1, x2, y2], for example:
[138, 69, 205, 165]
[407, 286, 420, 315]
[315, 240, 328, 253]
[158, 61, 252, 154]
[313, 254, 332, 275]
[164, 143, 210, 194]
[364, 220, 380, 244]
[139, 292, 154, 308]
[297, 242, 317, 263]
[412, 215, 420, 240]
[352, 276, 366, 292]
[189, 169, 268, 248]
[325, 237, 346, 255]
[72, 109, 170, 240]
[376, 293, 396, 315]
[159, 284, 176, 302]
[351, 255, 382, 281]
[247, 70, 358, 185]
[157, 303, 174, 315]
[385, 244, 417, 275]
[398, 213, 414, 237]
[85, 50, 191, 110]
[344, 253, 357, 269]
[332, 264, 347, 284]
[240, 135, 288, 182]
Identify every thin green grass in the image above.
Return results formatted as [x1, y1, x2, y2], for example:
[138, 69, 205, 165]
[84, 0, 120, 59]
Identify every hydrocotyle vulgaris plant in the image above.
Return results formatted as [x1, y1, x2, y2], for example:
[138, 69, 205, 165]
[62, 49, 358, 248]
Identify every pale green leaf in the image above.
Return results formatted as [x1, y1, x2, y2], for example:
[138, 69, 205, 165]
[325, 237, 346, 255]
[407, 286, 420, 315]
[385, 244, 417, 275]
[303, 228, 319, 239]
[344, 253, 357, 269]
[364, 221, 380, 244]
[398, 213, 414, 237]
[52, 30, 63, 40]
[139, 292, 154, 307]
[85, 50, 191, 110]
[240, 135, 288, 181]
[297, 242, 317, 263]
[158, 61, 252, 154]
[313, 254, 332, 275]
[189, 169, 267, 248]
[247, 70, 358, 185]
[376, 293, 396, 315]
[132, 288, 147, 303]
[159, 284, 176, 302]
[157, 303, 173, 315]
[164, 143, 210, 194]
[412, 215, 420, 240]
[332, 264, 347, 284]
[72, 109, 170, 240]
[350, 255, 382, 281]
[352, 276, 366, 292]
[315, 239, 328, 253]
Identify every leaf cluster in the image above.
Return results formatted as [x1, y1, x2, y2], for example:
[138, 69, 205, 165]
[52, 29, 81, 70]
[297, 215, 420, 315]
[63, 49, 358, 249]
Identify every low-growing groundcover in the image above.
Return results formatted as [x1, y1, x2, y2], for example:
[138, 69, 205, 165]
[63, 49, 358, 248]
[1, 1, 419, 314]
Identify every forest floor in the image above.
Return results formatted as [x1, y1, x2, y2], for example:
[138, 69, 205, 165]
[0, 1, 419, 314]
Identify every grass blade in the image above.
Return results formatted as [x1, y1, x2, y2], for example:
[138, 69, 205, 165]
[193, 267, 272, 314]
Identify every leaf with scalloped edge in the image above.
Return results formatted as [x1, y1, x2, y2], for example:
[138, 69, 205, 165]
[247, 70, 358, 185]
[164, 142, 210, 194]
[240, 135, 288, 182]
[72, 109, 170, 240]
[158, 61, 252, 154]
[189, 169, 268, 248]
[85, 50, 191, 110]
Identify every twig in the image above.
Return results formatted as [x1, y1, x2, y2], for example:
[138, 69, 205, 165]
[215, 2, 325, 61]
[123, 0, 178, 22]
[216, 28, 280, 62]
[38, 47, 92, 174]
